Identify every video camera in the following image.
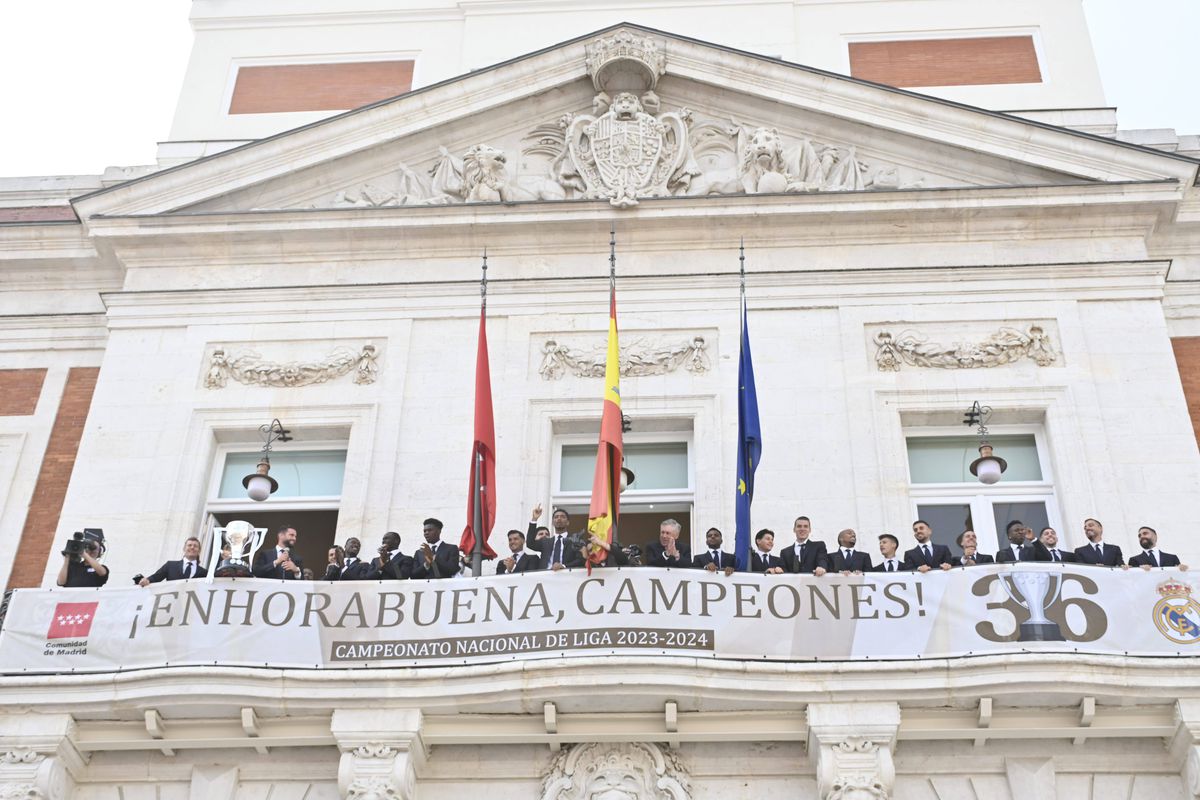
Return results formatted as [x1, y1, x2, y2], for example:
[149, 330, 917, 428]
[61, 528, 105, 558]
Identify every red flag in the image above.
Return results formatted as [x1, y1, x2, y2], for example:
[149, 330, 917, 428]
[586, 288, 624, 565]
[47, 602, 99, 639]
[460, 305, 498, 560]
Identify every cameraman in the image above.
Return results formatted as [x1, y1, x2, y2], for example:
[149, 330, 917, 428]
[56, 529, 109, 588]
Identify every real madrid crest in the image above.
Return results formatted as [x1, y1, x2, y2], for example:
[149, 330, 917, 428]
[564, 32, 692, 208]
[1152, 578, 1200, 645]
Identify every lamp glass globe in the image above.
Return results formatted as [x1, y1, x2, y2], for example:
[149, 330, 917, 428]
[246, 475, 274, 501]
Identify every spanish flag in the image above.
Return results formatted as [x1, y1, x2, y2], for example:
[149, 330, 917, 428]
[586, 285, 624, 565]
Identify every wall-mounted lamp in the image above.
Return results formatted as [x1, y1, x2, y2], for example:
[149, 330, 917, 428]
[963, 401, 1006, 485]
[241, 419, 292, 501]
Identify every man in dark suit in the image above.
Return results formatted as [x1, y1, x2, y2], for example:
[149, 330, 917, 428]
[953, 530, 994, 567]
[749, 529, 784, 574]
[995, 521, 1033, 564]
[874, 534, 909, 573]
[645, 519, 692, 568]
[411, 518, 460, 579]
[827, 529, 873, 573]
[779, 515, 829, 575]
[1128, 526, 1185, 569]
[363, 531, 413, 580]
[496, 529, 539, 574]
[527, 504, 586, 570]
[1034, 527, 1076, 563]
[693, 527, 737, 576]
[140, 537, 208, 585]
[252, 525, 304, 579]
[335, 537, 373, 580]
[903, 520, 953, 572]
[1074, 518, 1124, 566]
[322, 545, 346, 580]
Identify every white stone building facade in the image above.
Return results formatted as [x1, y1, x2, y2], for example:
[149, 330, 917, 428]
[2, 2, 1200, 798]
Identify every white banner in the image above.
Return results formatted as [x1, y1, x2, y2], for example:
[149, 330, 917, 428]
[1, 564, 1198, 672]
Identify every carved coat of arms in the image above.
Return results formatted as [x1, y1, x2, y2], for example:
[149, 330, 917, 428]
[567, 92, 688, 208]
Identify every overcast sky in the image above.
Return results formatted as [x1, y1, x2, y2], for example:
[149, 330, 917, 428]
[0, 0, 1195, 178]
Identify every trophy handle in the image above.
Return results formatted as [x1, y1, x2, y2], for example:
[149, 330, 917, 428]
[249, 527, 268, 564]
[998, 574, 1028, 609]
[1046, 572, 1063, 607]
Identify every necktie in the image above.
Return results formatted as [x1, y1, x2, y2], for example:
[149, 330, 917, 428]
[712, 550, 721, 567]
[1051, 549, 1060, 562]
[1145, 550, 1158, 567]
[553, 536, 563, 564]
[183, 561, 193, 579]
[922, 545, 931, 561]
[844, 549, 852, 562]
[761, 552, 769, 569]
[1095, 544, 1103, 560]
[886, 561, 894, 572]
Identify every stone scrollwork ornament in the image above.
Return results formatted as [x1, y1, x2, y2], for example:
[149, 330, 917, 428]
[541, 741, 690, 800]
[539, 336, 709, 380]
[205, 343, 380, 388]
[873, 325, 1057, 371]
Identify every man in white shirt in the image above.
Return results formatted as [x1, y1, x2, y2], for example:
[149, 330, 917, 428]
[1036, 527, 1075, 563]
[252, 525, 304, 579]
[1074, 518, 1123, 567]
[1127, 526, 1185, 570]
[874, 534, 908, 573]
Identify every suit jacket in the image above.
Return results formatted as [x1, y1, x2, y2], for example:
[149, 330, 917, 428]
[146, 559, 208, 583]
[528, 529, 586, 570]
[337, 557, 373, 580]
[873, 558, 910, 573]
[1024, 540, 1076, 563]
[410, 542, 460, 579]
[903, 543, 952, 571]
[1128, 549, 1182, 568]
[365, 551, 414, 580]
[1074, 542, 1124, 567]
[251, 548, 304, 579]
[645, 542, 692, 568]
[953, 552, 995, 567]
[749, 551, 784, 573]
[827, 549, 874, 572]
[779, 540, 829, 574]
[693, 550, 737, 571]
[496, 552, 539, 574]
[995, 544, 1034, 563]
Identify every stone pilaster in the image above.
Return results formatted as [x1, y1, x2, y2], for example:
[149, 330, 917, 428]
[1172, 699, 1200, 798]
[0, 714, 84, 800]
[331, 710, 426, 800]
[806, 702, 900, 800]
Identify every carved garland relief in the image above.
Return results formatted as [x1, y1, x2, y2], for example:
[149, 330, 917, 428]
[310, 32, 929, 211]
[539, 337, 710, 380]
[204, 344, 379, 389]
[873, 325, 1058, 371]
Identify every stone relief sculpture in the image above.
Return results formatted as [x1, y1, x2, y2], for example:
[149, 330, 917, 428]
[873, 325, 1058, 371]
[204, 343, 380, 388]
[820, 738, 891, 800]
[539, 336, 710, 379]
[541, 741, 690, 800]
[311, 31, 930, 210]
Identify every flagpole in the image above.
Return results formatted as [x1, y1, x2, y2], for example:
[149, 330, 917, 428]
[608, 225, 618, 547]
[472, 249, 488, 576]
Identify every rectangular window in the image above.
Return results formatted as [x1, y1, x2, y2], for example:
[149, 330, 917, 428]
[552, 432, 694, 556]
[906, 429, 1059, 554]
[203, 444, 347, 576]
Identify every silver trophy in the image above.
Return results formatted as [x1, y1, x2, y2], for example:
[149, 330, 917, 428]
[211, 520, 267, 578]
[999, 568, 1065, 641]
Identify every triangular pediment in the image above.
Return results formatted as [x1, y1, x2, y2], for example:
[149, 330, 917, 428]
[73, 24, 1198, 220]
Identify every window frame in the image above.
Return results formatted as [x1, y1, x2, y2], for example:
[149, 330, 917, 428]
[550, 431, 695, 509]
[905, 424, 1060, 553]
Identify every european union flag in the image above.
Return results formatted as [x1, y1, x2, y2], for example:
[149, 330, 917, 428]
[734, 295, 761, 572]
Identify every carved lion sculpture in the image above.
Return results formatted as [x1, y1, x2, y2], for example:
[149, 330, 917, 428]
[459, 144, 566, 203]
[740, 127, 791, 194]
